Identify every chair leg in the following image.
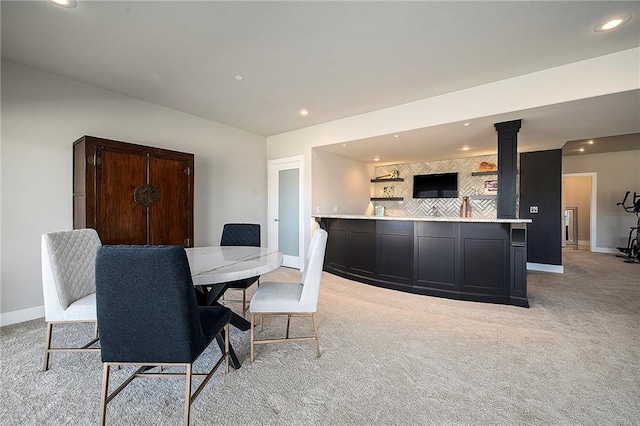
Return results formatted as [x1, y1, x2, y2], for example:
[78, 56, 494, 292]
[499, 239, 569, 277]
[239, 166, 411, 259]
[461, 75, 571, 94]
[94, 321, 99, 339]
[242, 289, 247, 316]
[250, 313, 255, 363]
[99, 364, 110, 426]
[43, 322, 53, 372]
[313, 313, 320, 358]
[286, 315, 291, 339]
[184, 363, 192, 426]
[225, 323, 230, 373]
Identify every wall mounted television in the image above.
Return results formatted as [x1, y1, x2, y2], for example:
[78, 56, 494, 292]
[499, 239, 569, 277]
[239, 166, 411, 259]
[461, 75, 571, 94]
[413, 172, 458, 198]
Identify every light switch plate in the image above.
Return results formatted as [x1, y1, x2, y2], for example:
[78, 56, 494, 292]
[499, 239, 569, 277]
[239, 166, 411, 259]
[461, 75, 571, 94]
[530, 206, 539, 213]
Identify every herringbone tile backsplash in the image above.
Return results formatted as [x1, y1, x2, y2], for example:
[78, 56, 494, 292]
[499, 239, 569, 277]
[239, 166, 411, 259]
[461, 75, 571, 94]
[373, 155, 506, 219]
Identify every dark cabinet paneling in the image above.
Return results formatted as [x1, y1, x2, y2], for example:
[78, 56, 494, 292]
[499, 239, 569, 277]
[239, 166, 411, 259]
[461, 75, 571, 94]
[460, 223, 509, 294]
[350, 230, 376, 277]
[462, 239, 507, 291]
[326, 227, 349, 270]
[510, 225, 528, 305]
[319, 218, 528, 307]
[378, 220, 413, 285]
[324, 219, 375, 277]
[73, 136, 194, 247]
[415, 222, 457, 289]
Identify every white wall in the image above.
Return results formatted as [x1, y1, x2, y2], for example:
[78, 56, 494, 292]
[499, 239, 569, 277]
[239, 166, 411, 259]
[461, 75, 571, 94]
[563, 150, 640, 252]
[1, 61, 267, 324]
[311, 150, 373, 216]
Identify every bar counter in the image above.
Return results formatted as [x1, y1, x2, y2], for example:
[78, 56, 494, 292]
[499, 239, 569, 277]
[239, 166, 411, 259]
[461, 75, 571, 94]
[314, 215, 531, 307]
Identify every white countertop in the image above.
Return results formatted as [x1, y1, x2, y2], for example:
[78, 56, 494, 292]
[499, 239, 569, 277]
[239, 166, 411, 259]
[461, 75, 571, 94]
[313, 214, 531, 224]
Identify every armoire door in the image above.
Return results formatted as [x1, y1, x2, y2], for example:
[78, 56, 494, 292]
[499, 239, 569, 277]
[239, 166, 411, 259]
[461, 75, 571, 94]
[95, 145, 148, 245]
[148, 154, 193, 246]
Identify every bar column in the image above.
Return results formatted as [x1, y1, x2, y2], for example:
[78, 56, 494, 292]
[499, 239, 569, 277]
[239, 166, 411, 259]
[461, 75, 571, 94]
[494, 119, 521, 219]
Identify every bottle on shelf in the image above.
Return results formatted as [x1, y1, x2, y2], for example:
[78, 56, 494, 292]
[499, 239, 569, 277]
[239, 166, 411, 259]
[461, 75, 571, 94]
[460, 196, 472, 218]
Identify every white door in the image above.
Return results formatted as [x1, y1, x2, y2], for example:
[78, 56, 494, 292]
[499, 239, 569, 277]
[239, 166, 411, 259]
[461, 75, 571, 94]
[268, 156, 303, 268]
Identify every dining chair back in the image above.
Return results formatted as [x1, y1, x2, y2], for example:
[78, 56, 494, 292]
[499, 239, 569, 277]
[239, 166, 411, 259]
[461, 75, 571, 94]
[249, 228, 328, 361]
[41, 228, 102, 371]
[298, 228, 328, 312]
[221, 223, 260, 247]
[217, 223, 261, 313]
[95, 245, 231, 426]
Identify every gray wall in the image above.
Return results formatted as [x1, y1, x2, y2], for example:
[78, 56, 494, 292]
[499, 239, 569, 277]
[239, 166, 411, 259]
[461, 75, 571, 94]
[562, 149, 640, 252]
[1, 61, 267, 324]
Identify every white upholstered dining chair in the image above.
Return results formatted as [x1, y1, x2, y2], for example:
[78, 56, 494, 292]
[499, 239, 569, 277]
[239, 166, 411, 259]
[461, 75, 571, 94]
[249, 228, 328, 362]
[41, 228, 102, 371]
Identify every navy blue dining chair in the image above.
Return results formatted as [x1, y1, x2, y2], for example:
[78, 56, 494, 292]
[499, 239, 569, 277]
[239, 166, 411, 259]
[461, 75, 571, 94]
[95, 245, 231, 426]
[217, 223, 261, 313]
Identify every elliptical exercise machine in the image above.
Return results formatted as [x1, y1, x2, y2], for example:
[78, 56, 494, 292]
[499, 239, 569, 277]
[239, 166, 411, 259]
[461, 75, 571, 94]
[616, 191, 640, 264]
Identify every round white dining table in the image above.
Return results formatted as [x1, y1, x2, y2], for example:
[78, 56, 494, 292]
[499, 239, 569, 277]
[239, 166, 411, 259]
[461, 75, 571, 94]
[185, 246, 283, 286]
[185, 246, 283, 369]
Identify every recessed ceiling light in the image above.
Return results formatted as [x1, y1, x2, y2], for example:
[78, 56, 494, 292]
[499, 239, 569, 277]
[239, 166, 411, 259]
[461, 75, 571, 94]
[50, 0, 77, 8]
[298, 109, 310, 116]
[463, 122, 472, 127]
[461, 146, 471, 151]
[234, 75, 244, 81]
[579, 148, 585, 152]
[394, 134, 400, 138]
[373, 157, 382, 162]
[587, 140, 594, 145]
[595, 14, 631, 32]
[342, 144, 348, 147]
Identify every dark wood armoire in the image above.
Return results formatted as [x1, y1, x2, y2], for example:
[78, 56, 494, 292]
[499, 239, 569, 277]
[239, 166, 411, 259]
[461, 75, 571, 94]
[73, 136, 194, 247]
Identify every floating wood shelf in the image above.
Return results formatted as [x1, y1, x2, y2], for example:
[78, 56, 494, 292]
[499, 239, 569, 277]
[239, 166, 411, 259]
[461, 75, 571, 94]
[470, 195, 497, 200]
[371, 178, 404, 182]
[371, 197, 404, 201]
[471, 171, 498, 176]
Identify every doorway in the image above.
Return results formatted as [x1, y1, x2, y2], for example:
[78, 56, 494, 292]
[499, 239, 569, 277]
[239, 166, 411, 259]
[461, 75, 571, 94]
[268, 156, 304, 269]
[562, 173, 596, 251]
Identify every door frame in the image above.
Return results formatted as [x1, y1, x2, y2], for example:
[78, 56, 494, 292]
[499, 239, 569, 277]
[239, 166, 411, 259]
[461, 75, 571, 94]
[268, 156, 304, 269]
[562, 172, 597, 252]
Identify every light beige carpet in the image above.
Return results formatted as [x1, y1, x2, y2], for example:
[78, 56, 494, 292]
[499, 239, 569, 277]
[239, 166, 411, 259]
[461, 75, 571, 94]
[1, 250, 638, 425]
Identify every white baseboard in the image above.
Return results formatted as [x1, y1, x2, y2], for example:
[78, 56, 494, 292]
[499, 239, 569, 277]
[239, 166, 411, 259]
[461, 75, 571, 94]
[0, 305, 44, 327]
[527, 262, 564, 273]
[282, 254, 300, 269]
[593, 247, 619, 254]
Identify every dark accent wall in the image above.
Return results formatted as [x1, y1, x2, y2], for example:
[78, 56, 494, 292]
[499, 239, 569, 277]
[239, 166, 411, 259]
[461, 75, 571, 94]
[519, 150, 562, 265]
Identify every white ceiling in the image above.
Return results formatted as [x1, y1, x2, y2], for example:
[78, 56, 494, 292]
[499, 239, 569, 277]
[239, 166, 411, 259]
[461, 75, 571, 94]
[2, 1, 639, 163]
[318, 90, 640, 165]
